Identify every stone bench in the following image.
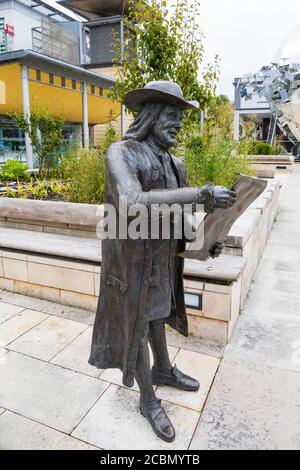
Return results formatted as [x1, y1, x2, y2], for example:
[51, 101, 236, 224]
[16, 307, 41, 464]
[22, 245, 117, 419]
[0, 179, 281, 345]
[0, 226, 245, 344]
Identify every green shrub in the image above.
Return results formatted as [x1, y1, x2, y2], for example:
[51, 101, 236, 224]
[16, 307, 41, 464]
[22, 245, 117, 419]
[251, 141, 273, 155]
[1, 180, 71, 200]
[0, 160, 29, 181]
[271, 142, 286, 155]
[60, 148, 106, 204]
[185, 136, 254, 188]
[58, 123, 116, 204]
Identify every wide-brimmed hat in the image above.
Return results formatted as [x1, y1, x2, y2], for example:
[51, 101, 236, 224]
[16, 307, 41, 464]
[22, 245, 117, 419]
[124, 80, 199, 112]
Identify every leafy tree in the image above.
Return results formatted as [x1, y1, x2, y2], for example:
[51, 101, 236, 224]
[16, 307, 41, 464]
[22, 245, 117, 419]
[9, 105, 65, 176]
[201, 94, 234, 145]
[113, 0, 219, 140]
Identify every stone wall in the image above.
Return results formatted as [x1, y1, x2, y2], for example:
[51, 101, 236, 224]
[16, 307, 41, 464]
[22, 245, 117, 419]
[251, 155, 294, 178]
[0, 178, 282, 345]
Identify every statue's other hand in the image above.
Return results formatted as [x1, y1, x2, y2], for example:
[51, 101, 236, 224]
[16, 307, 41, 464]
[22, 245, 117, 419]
[209, 241, 224, 259]
[213, 186, 237, 209]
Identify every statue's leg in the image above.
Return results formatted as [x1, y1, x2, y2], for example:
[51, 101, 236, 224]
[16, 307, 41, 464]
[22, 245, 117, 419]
[134, 323, 156, 403]
[149, 318, 172, 374]
[149, 319, 200, 392]
[134, 322, 175, 443]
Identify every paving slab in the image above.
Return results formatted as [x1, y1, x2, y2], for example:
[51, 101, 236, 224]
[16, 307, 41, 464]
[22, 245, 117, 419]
[0, 348, 7, 358]
[0, 351, 109, 434]
[166, 329, 224, 358]
[261, 258, 300, 276]
[0, 411, 99, 450]
[0, 309, 48, 347]
[190, 358, 300, 450]
[244, 274, 300, 320]
[7, 315, 88, 361]
[156, 349, 219, 412]
[72, 384, 200, 450]
[51, 327, 101, 378]
[226, 313, 300, 373]
[99, 345, 179, 391]
[42, 302, 95, 326]
[267, 221, 300, 247]
[262, 242, 300, 268]
[0, 349, 8, 366]
[0, 291, 50, 312]
[0, 302, 25, 324]
[251, 265, 300, 298]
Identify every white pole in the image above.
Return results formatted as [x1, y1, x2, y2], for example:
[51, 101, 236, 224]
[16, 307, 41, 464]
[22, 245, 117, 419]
[234, 110, 240, 142]
[21, 65, 33, 168]
[82, 82, 89, 148]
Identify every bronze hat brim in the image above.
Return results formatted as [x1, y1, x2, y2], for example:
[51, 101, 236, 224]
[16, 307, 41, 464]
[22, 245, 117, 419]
[124, 88, 199, 112]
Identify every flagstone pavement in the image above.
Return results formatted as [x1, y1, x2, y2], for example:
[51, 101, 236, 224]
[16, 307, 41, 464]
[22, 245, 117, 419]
[1, 166, 300, 450]
[0, 289, 223, 450]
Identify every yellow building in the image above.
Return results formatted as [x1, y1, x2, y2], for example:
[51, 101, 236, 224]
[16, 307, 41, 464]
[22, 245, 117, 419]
[0, 49, 120, 167]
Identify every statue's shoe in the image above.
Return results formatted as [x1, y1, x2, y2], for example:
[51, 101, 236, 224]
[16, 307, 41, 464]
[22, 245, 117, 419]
[151, 365, 200, 392]
[140, 398, 175, 443]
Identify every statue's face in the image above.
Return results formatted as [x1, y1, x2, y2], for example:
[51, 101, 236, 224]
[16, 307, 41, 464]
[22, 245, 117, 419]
[151, 105, 184, 149]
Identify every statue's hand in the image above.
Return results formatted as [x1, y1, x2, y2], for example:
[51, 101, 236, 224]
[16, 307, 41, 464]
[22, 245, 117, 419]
[213, 186, 237, 209]
[209, 241, 225, 259]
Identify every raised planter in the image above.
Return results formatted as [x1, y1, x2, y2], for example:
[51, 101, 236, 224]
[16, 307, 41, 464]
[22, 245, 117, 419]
[0, 179, 282, 345]
[0, 197, 102, 238]
[251, 154, 294, 178]
[224, 180, 280, 305]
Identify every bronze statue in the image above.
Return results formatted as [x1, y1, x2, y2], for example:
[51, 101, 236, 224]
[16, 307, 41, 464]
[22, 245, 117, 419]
[89, 81, 236, 443]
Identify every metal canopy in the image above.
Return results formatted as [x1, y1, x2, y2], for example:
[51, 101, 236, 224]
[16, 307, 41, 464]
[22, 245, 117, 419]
[30, 0, 83, 22]
[0, 49, 116, 90]
[58, 1, 132, 19]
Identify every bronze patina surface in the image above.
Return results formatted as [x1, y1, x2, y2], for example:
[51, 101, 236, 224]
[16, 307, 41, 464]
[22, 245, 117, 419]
[89, 81, 237, 442]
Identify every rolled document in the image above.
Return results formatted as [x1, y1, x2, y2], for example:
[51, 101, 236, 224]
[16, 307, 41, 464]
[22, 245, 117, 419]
[179, 175, 268, 261]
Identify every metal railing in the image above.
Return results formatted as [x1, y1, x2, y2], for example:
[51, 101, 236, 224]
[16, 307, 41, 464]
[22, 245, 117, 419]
[32, 19, 80, 65]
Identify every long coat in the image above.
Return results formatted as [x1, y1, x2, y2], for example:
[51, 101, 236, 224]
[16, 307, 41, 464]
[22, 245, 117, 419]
[89, 138, 199, 388]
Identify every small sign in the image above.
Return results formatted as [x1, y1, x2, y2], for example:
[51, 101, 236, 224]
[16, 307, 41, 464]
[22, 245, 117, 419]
[5, 24, 14, 36]
[184, 292, 203, 310]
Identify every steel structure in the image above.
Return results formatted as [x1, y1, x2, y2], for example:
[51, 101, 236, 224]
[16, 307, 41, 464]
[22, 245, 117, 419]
[239, 63, 300, 158]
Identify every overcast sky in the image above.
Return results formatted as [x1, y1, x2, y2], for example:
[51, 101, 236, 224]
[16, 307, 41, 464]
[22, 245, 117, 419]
[200, 0, 300, 99]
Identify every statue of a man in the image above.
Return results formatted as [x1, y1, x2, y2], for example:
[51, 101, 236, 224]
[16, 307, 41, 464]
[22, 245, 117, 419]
[89, 81, 236, 442]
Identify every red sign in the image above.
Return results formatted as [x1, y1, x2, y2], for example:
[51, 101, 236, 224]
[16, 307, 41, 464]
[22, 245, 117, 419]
[5, 24, 14, 36]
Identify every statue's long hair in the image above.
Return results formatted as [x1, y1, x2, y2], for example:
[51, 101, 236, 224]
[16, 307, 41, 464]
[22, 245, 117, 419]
[124, 102, 164, 141]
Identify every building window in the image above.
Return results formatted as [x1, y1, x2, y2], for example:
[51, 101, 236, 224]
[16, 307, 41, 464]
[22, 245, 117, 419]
[91, 85, 95, 95]
[36, 70, 41, 81]
[0, 119, 26, 164]
[99, 87, 103, 96]
[49, 73, 54, 85]
[72, 80, 76, 90]
[61, 76, 66, 87]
